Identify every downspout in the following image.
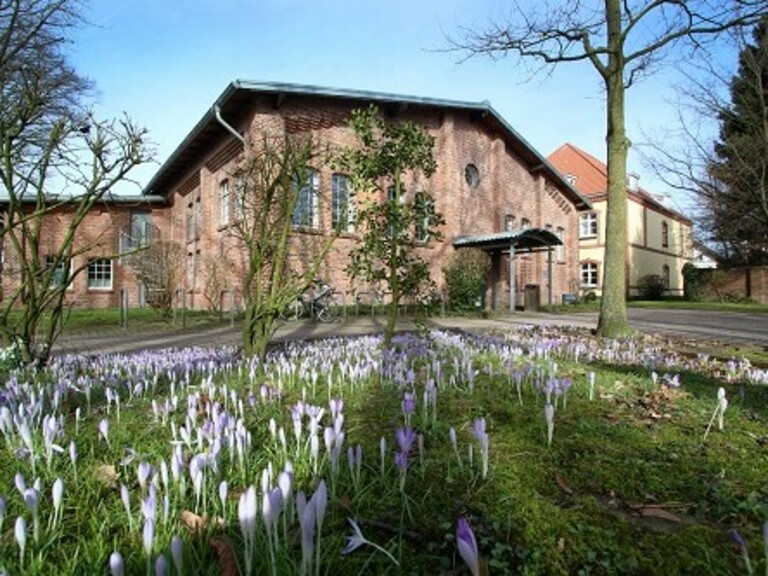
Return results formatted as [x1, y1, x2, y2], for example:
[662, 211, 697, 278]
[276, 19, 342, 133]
[213, 105, 245, 144]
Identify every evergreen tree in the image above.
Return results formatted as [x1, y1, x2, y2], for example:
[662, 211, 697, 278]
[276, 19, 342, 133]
[707, 20, 768, 265]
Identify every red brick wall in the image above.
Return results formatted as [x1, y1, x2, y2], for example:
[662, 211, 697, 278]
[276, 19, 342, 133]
[700, 267, 768, 304]
[163, 96, 580, 311]
[2, 95, 581, 312]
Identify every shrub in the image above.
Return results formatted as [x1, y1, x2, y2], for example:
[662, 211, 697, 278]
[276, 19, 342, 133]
[443, 249, 491, 312]
[682, 263, 703, 301]
[636, 274, 667, 300]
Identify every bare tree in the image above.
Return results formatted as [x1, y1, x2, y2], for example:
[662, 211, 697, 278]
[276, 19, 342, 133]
[230, 135, 336, 360]
[451, 0, 766, 337]
[129, 240, 185, 318]
[201, 253, 232, 318]
[0, 0, 151, 364]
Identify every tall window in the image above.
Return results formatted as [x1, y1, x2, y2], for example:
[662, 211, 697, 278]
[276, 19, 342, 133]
[130, 211, 152, 248]
[662, 264, 670, 289]
[504, 214, 516, 231]
[414, 192, 433, 243]
[186, 201, 195, 242]
[580, 262, 599, 288]
[87, 258, 112, 290]
[293, 170, 320, 228]
[43, 255, 71, 288]
[220, 180, 230, 226]
[556, 227, 565, 261]
[661, 221, 669, 248]
[521, 218, 531, 230]
[580, 212, 598, 238]
[186, 196, 201, 242]
[331, 174, 354, 232]
[234, 176, 246, 220]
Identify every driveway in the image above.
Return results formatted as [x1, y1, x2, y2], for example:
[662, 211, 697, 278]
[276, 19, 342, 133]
[626, 308, 768, 346]
[51, 307, 768, 356]
[532, 308, 768, 346]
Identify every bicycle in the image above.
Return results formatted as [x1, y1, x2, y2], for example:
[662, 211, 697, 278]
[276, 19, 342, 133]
[280, 282, 343, 323]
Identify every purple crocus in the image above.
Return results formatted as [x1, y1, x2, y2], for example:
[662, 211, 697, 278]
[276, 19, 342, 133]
[456, 517, 480, 576]
[729, 529, 753, 574]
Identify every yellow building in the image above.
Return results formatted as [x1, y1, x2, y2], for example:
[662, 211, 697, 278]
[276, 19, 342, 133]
[548, 144, 692, 298]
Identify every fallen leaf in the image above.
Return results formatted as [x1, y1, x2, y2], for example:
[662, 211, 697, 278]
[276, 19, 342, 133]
[633, 506, 682, 523]
[555, 474, 574, 495]
[180, 510, 206, 534]
[94, 464, 118, 489]
[210, 536, 240, 576]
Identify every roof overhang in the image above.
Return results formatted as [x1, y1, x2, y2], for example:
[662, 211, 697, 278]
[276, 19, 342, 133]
[453, 227, 561, 253]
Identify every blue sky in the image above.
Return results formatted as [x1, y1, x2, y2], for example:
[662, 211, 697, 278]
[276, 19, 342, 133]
[69, 0, 730, 208]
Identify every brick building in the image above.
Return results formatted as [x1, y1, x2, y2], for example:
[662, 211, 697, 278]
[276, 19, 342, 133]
[3, 81, 592, 311]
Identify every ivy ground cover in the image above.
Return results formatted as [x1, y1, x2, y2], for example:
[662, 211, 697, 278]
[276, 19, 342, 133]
[1, 327, 767, 575]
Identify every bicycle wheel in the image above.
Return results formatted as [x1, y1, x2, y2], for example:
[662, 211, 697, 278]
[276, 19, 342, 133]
[317, 292, 343, 323]
[280, 299, 304, 321]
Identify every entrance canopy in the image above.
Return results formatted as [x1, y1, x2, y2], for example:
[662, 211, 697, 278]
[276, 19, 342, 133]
[452, 227, 561, 253]
[452, 228, 562, 311]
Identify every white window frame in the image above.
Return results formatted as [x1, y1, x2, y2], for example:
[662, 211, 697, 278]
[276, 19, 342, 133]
[556, 226, 565, 262]
[43, 255, 73, 289]
[331, 174, 354, 233]
[580, 212, 598, 238]
[87, 258, 113, 290]
[220, 179, 230, 227]
[292, 170, 320, 229]
[580, 262, 599, 288]
[414, 191, 433, 243]
[234, 176, 246, 221]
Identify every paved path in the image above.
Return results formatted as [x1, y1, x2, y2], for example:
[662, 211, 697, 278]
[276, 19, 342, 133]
[51, 308, 768, 356]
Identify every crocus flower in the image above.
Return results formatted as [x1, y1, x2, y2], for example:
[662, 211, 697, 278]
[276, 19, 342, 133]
[717, 387, 728, 431]
[15, 515, 26, 564]
[729, 529, 752, 574]
[98, 419, 110, 446]
[143, 518, 155, 558]
[109, 551, 124, 576]
[342, 518, 399, 565]
[545, 403, 555, 447]
[171, 535, 183, 576]
[0, 494, 6, 533]
[456, 517, 480, 576]
[51, 477, 64, 528]
[155, 553, 168, 576]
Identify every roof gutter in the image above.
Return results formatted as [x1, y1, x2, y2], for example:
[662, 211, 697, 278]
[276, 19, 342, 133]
[213, 105, 245, 144]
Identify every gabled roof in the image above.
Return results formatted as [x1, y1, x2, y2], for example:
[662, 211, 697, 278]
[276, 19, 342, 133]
[143, 80, 590, 210]
[547, 142, 691, 223]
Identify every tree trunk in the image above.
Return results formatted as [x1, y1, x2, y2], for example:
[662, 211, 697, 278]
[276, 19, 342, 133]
[243, 307, 275, 362]
[597, 0, 633, 338]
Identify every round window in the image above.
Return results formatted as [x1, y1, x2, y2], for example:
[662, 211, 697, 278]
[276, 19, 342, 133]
[465, 164, 480, 188]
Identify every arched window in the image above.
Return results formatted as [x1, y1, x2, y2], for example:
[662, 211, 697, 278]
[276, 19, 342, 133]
[662, 264, 670, 289]
[661, 221, 669, 248]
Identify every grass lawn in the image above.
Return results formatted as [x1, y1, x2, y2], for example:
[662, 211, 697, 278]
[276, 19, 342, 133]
[0, 326, 766, 574]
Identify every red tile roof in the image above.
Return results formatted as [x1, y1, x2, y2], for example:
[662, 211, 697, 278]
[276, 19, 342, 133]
[547, 143, 608, 197]
[547, 143, 692, 224]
